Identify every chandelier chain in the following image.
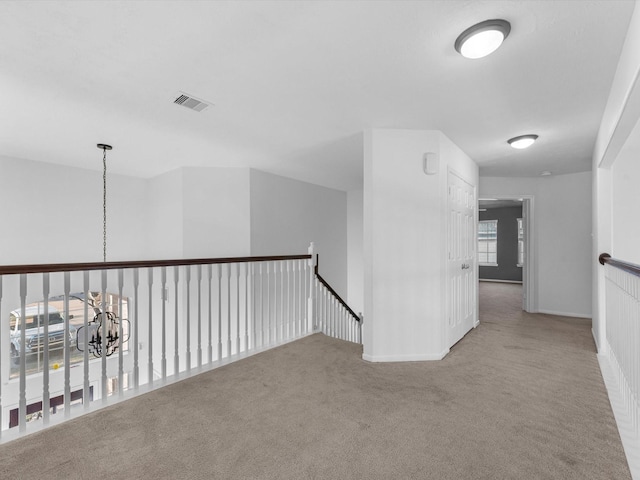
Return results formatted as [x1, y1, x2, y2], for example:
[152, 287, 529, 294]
[103, 147, 107, 263]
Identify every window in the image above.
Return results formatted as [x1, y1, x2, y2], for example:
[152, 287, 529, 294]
[478, 220, 498, 265]
[8, 293, 129, 379]
[517, 218, 524, 266]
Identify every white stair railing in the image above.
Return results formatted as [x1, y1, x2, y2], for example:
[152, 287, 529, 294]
[599, 253, 640, 478]
[313, 253, 362, 345]
[0, 251, 313, 441]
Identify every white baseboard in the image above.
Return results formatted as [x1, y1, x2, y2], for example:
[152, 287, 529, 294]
[597, 353, 640, 479]
[362, 350, 449, 362]
[536, 309, 591, 319]
[479, 279, 522, 284]
[592, 328, 601, 353]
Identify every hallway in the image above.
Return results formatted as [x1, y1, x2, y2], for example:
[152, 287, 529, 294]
[0, 282, 630, 479]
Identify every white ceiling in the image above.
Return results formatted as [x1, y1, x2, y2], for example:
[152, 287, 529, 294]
[0, 1, 634, 191]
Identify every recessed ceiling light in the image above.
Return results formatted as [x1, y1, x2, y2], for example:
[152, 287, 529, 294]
[508, 134, 538, 149]
[455, 19, 511, 59]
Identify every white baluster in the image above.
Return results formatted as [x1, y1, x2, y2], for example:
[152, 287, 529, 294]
[102, 269, 109, 403]
[217, 264, 222, 360]
[293, 261, 298, 338]
[19, 274, 27, 432]
[327, 288, 331, 337]
[328, 289, 332, 337]
[118, 269, 125, 392]
[321, 286, 325, 336]
[259, 263, 264, 347]
[324, 289, 329, 337]
[173, 266, 179, 375]
[244, 263, 249, 352]
[161, 267, 167, 380]
[133, 268, 140, 388]
[208, 265, 213, 364]
[42, 273, 50, 424]
[227, 263, 231, 356]
[147, 268, 154, 387]
[266, 262, 271, 346]
[83, 271, 91, 408]
[252, 263, 257, 350]
[299, 260, 304, 335]
[0, 275, 3, 435]
[236, 263, 240, 354]
[64, 271, 71, 414]
[280, 261, 284, 342]
[332, 296, 336, 338]
[185, 265, 191, 371]
[308, 244, 316, 332]
[197, 264, 202, 368]
[274, 262, 279, 344]
[286, 261, 291, 340]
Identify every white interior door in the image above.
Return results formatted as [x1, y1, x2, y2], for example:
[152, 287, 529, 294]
[447, 170, 476, 348]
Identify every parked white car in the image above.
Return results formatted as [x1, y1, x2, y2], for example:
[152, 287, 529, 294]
[9, 305, 75, 364]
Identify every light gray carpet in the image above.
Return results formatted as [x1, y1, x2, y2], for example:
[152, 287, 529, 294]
[0, 282, 630, 479]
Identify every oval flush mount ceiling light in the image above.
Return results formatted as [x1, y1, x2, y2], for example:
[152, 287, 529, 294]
[455, 19, 511, 59]
[508, 134, 538, 149]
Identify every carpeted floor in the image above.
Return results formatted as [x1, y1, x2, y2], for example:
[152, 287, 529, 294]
[0, 282, 630, 479]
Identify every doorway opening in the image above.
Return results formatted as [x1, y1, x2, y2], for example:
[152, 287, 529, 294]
[478, 196, 535, 313]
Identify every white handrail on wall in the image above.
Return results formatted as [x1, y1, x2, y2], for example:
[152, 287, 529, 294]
[604, 264, 640, 433]
[601, 260, 640, 478]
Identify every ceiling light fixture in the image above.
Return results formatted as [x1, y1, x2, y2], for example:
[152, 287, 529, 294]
[508, 134, 538, 149]
[455, 19, 511, 59]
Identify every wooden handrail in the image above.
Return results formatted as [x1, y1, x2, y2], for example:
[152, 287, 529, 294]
[0, 254, 312, 276]
[599, 253, 640, 278]
[314, 255, 361, 323]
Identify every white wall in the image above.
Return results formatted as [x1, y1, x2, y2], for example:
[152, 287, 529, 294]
[610, 116, 640, 265]
[347, 188, 363, 315]
[0, 155, 149, 265]
[182, 167, 251, 258]
[249, 169, 347, 296]
[146, 168, 184, 259]
[481, 172, 593, 318]
[593, 1, 640, 352]
[363, 129, 478, 362]
[147, 167, 251, 260]
[0, 157, 346, 283]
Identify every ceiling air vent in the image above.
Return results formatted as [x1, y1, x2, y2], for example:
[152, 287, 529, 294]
[173, 92, 210, 112]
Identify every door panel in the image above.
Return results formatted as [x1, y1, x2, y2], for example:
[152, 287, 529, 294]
[447, 171, 476, 347]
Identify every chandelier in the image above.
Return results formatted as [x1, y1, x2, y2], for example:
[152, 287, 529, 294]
[75, 144, 130, 357]
[82, 309, 128, 358]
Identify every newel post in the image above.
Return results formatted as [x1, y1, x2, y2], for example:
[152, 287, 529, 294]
[308, 242, 317, 332]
